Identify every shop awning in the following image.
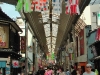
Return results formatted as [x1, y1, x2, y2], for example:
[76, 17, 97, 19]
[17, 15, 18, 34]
[0, 9, 22, 32]
[0, 50, 22, 60]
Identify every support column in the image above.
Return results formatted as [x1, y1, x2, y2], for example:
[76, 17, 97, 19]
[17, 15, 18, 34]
[64, 49, 66, 71]
[72, 26, 77, 63]
[25, 21, 28, 75]
[35, 39, 38, 72]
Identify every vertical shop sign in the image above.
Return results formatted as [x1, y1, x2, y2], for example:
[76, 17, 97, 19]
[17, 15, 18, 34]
[97, 12, 100, 26]
[79, 29, 84, 55]
[20, 36, 26, 53]
[96, 28, 100, 41]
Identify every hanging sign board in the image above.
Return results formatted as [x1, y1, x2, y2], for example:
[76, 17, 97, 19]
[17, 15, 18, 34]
[20, 36, 26, 53]
[97, 12, 100, 26]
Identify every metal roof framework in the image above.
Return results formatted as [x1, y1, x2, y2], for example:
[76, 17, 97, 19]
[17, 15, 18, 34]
[0, 0, 91, 55]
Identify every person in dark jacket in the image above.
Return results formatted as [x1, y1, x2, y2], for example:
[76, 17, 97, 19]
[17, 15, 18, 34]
[36, 66, 45, 75]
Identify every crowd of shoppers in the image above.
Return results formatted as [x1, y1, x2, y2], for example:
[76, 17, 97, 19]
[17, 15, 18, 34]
[34, 63, 96, 75]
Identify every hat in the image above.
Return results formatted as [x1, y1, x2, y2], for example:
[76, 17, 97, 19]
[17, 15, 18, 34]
[86, 64, 92, 67]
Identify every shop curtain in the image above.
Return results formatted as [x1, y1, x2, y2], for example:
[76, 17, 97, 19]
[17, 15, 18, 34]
[0, 61, 6, 68]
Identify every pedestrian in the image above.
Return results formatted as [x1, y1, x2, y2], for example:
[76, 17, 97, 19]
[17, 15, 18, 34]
[82, 63, 95, 75]
[58, 67, 65, 75]
[45, 66, 53, 75]
[36, 66, 45, 75]
[76, 66, 83, 75]
[66, 69, 70, 75]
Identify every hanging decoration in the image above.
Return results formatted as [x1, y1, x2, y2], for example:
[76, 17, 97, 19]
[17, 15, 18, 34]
[16, 0, 80, 14]
[16, 0, 33, 13]
[65, 0, 80, 15]
[16, 0, 23, 12]
[34, 0, 48, 12]
[52, 0, 62, 15]
[16, 0, 48, 13]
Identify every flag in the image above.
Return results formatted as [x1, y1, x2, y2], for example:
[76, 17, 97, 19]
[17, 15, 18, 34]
[31, 0, 35, 10]
[65, 0, 70, 14]
[16, 0, 23, 11]
[24, 0, 33, 13]
[65, 0, 80, 15]
[35, 0, 48, 12]
[52, 0, 62, 15]
[40, 0, 47, 2]
[42, 1, 48, 11]
[35, 0, 41, 12]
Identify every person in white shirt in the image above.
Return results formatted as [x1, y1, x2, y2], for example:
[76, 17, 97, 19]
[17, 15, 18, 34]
[82, 64, 95, 75]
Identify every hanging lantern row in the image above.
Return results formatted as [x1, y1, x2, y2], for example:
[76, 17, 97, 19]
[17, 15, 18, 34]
[16, 0, 80, 15]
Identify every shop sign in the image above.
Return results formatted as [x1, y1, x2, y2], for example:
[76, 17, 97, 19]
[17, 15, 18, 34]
[12, 60, 19, 68]
[0, 49, 12, 51]
[97, 12, 100, 26]
[20, 36, 26, 53]
[79, 29, 84, 55]
[6, 67, 10, 75]
[0, 25, 9, 48]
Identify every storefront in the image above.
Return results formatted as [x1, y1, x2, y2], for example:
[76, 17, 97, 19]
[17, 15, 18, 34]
[89, 28, 100, 73]
[0, 8, 22, 75]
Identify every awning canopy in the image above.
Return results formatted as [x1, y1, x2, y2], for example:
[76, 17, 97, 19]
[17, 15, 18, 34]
[0, 51, 22, 60]
[0, 9, 22, 32]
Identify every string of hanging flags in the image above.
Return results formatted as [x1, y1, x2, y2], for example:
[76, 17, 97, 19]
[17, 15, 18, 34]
[16, 0, 80, 15]
[65, 0, 80, 15]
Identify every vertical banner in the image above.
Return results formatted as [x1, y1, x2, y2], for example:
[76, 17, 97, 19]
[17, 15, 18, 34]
[65, 0, 80, 15]
[20, 36, 26, 53]
[97, 12, 100, 26]
[79, 29, 84, 55]
[52, 0, 62, 14]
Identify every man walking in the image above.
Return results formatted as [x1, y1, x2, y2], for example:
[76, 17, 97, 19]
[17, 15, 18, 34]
[82, 64, 95, 75]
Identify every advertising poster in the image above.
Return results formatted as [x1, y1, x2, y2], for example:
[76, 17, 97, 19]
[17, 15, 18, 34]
[0, 25, 9, 48]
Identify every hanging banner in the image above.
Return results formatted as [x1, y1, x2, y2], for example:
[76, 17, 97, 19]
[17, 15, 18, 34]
[79, 29, 84, 55]
[52, 0, 62, 14]
[51, 52, 55, 60]
[16, 0, 33, 13]
[65, 0, 80, 15]
[20, 36, 26, 53]
[34, 0, 48, 12]
[97, 12, 100, 26]
[15, 0, 48, 12]
[95, 28, 100, 41]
